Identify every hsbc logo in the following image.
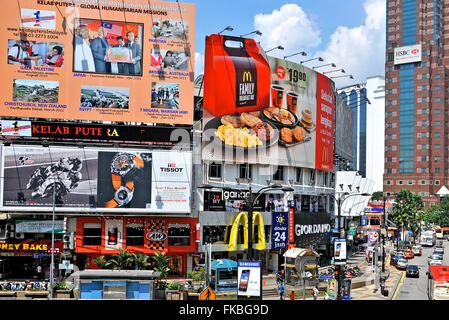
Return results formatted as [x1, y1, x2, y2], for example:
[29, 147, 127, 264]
[394, 44, 422, 65]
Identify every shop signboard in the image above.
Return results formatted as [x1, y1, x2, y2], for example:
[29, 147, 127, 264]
[15, 220, 64, 233]
[271, 211, 288, 250]
[293, 211, 332, 247]
[203, 190, 265, 212]
[1, 0, 195, 125]
[1, 120, 191, 147]
[0, 240, 63, 255]
[2, 145, 192, 213]
[237, 260, 262, 299]
[202, 35, 335, 172]
[334, 93, 353, 163]
[394, 44, 422, 65]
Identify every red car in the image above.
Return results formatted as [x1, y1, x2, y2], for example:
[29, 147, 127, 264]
[412, 245, 422, 256]
[403, 249, 414, 259]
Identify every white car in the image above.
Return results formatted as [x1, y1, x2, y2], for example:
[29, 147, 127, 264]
[428, 254, 443, 265]
[412, 245, 422, 256]
[397, 258, 408, 270]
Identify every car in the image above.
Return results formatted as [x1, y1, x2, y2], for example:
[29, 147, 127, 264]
[412, 245, 422, 256]
[428, 254, 443, 265]
[403, 249, 414, 259]
[390, 253, 406, 266]
[397, 258, 408, 270]
[433, 247, 444, 255]
[406, 265, 419, 278]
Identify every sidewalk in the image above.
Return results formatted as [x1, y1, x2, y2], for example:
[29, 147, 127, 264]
[262, 245, 403, 300]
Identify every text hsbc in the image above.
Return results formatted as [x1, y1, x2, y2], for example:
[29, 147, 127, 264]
[396, 49, 418, 56]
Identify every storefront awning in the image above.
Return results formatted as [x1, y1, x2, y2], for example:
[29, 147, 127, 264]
[283, 248, 319, 258]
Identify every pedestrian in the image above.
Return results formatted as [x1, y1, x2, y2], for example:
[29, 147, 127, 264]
[312, 286, 319, 300]
[380, 278, 386, 294]
[278, 283, 285, 300]
[37, 265, 42, 280]
[289, 291, 295, 300]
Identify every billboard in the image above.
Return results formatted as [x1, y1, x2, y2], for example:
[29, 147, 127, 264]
[201, 34, 334, 171]
[2, 145, 191, 213]
[237, 260, 262, 299]
[394, 44, 422, 65]
[294, 211, 332, 248]
[334, 94, 354, 163]
[1, 0, 195, 125]
[0, 120, 191, 146]
[271, 211, 289, 250]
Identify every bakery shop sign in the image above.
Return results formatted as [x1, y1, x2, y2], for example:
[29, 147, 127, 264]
[0, 241, 60, 252]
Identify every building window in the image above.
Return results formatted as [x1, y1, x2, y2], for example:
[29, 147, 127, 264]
[422, 74, 427, 79]
[435, 156, 441, 162]
[435, 145, 441, 150]
[435, 109, 441, 115]
[435, 74, 441, 79]
[239, 164, 252, 180]
[408, 180, 413, 185]
[435, 98, 441, 103]
[387, 123, 393, 128]
[435, 121, 441, 126]
[387, 100, 393, 106]
[422, 97, 428, 102]
[82, 223, 102, 246]
[422, 85, 427, 91]
[387, 134, 392, 140]
[422, 121, 427, 126]
[436, 86, 441, 91]
[435, 132, 441, 138]
[296, 167, 303, 183]
[421, 156, 426, 162]
[422, 62, 427, 67]
[386, 168, 392, 174]
[422, 109, 427, 114]
[126, 223, 144, 246]
[421, 132, 427, 138]
[386, 180, 391, 185]
[387, 146, 392, 151]
[273, 166, 284, 181]
[422, 169, 427, 173]
[436, 180, 440, 185]
[168, 224, 191, 246]
[387, 78, 393, 83]
[387, 157, 392, 163]
[421, 180, 426, 185]
[209, 162, 222, 179]
[387, 112, 393, 117]
[398, 180, 403, 185]
[388, 53, 394, 62]
[435, 168, 441, 174]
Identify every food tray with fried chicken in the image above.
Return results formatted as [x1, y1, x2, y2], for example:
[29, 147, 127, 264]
[203, 111, 279, 149]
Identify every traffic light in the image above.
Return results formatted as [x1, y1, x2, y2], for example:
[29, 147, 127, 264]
[334, 269, 339, 277]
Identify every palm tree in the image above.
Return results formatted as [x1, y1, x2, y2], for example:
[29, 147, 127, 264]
[105, 249, 134, 270]
[152, 250, 170, 279]
[93, 256, 107, 269]
[132, 253, 151, 270]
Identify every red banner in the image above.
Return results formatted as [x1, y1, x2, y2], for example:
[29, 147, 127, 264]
[315, 73, 335, 171]
[288, 208, 294, 243]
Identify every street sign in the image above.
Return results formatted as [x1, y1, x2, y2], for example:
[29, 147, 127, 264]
[199, 286, 216, 300]
[58, 260, 73, 270]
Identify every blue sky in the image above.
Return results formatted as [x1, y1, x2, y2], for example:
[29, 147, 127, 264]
[183, 0, 386, 87]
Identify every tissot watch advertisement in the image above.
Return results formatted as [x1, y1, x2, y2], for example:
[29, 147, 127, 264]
[2, 145, 192, 213]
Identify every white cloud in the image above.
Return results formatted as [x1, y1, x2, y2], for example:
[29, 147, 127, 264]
[316, 0, 386, 87]
[254, 4, 321, 61]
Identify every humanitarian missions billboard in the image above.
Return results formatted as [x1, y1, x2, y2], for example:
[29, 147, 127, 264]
[1, 0, 195, 125]
[201, 34, 334, 171]
[2, 145, 192, 213]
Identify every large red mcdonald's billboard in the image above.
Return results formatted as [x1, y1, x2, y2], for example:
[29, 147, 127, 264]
[201, 34, 335, 171]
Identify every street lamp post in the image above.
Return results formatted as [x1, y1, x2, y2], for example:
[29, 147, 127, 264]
[284, 51, 307, 61]
[325, 191, 371, 300]
[265, 45, 284, 54]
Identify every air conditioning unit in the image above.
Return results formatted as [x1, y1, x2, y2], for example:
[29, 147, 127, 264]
[63, 232, 76, 250]
[15, 232, 25, 239]
[6, 224, 14, 232]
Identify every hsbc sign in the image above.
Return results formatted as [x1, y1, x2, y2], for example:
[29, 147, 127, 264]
[394, 44, 422, 65]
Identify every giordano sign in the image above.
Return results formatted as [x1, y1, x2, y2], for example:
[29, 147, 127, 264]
[227, 211, 266, 251]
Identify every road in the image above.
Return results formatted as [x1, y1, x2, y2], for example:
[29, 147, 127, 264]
[394, 240, 449, 300]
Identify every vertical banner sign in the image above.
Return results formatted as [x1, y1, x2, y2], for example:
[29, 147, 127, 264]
[237, 260, 261, 299]
[271, 211, 288, 250]
[0, 0, 196, 125]
[288, 208, 294, 243]
[334, 239, 347, 264]
[315, 73, 335, 171]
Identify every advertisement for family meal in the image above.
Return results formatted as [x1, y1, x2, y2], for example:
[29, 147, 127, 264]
[201, 34, 335, 171]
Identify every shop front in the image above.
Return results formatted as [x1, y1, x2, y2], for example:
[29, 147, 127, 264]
[75, 216, 198, 277]
[0, 239, 63, 279]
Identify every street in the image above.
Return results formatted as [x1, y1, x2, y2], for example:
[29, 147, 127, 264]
[394, 240, 448, 300]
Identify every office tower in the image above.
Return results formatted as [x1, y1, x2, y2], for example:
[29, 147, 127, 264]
[384, 0, 446, 206]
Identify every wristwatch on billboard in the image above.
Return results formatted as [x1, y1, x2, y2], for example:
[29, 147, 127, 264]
[105, 153, 144, 208]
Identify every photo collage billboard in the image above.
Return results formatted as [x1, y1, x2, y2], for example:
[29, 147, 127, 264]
[201, 34, 335, 171]
[1, 145, 192, 213]
[0, 0, 195, 125]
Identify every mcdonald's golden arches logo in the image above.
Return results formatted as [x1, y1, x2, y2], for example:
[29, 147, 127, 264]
[242, 71, 252, 82]
[322, 146, 329, 163]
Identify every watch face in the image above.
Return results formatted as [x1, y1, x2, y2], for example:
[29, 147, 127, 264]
[110, 153, 135, 176]
[114, 186, 133, 206]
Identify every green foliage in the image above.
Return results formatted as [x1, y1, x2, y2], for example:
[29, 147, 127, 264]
[370, 191, 384, 201]
[105, 249, 134, 270]
[166, 282, 185, 291]
[392, 189, 423, 229]
[53, 282, 68, 290]
[131, 253, 151, 270]
[152, 250, 171, 279]
[187, 267, 205, 282]
[93, 256, 107, 269]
